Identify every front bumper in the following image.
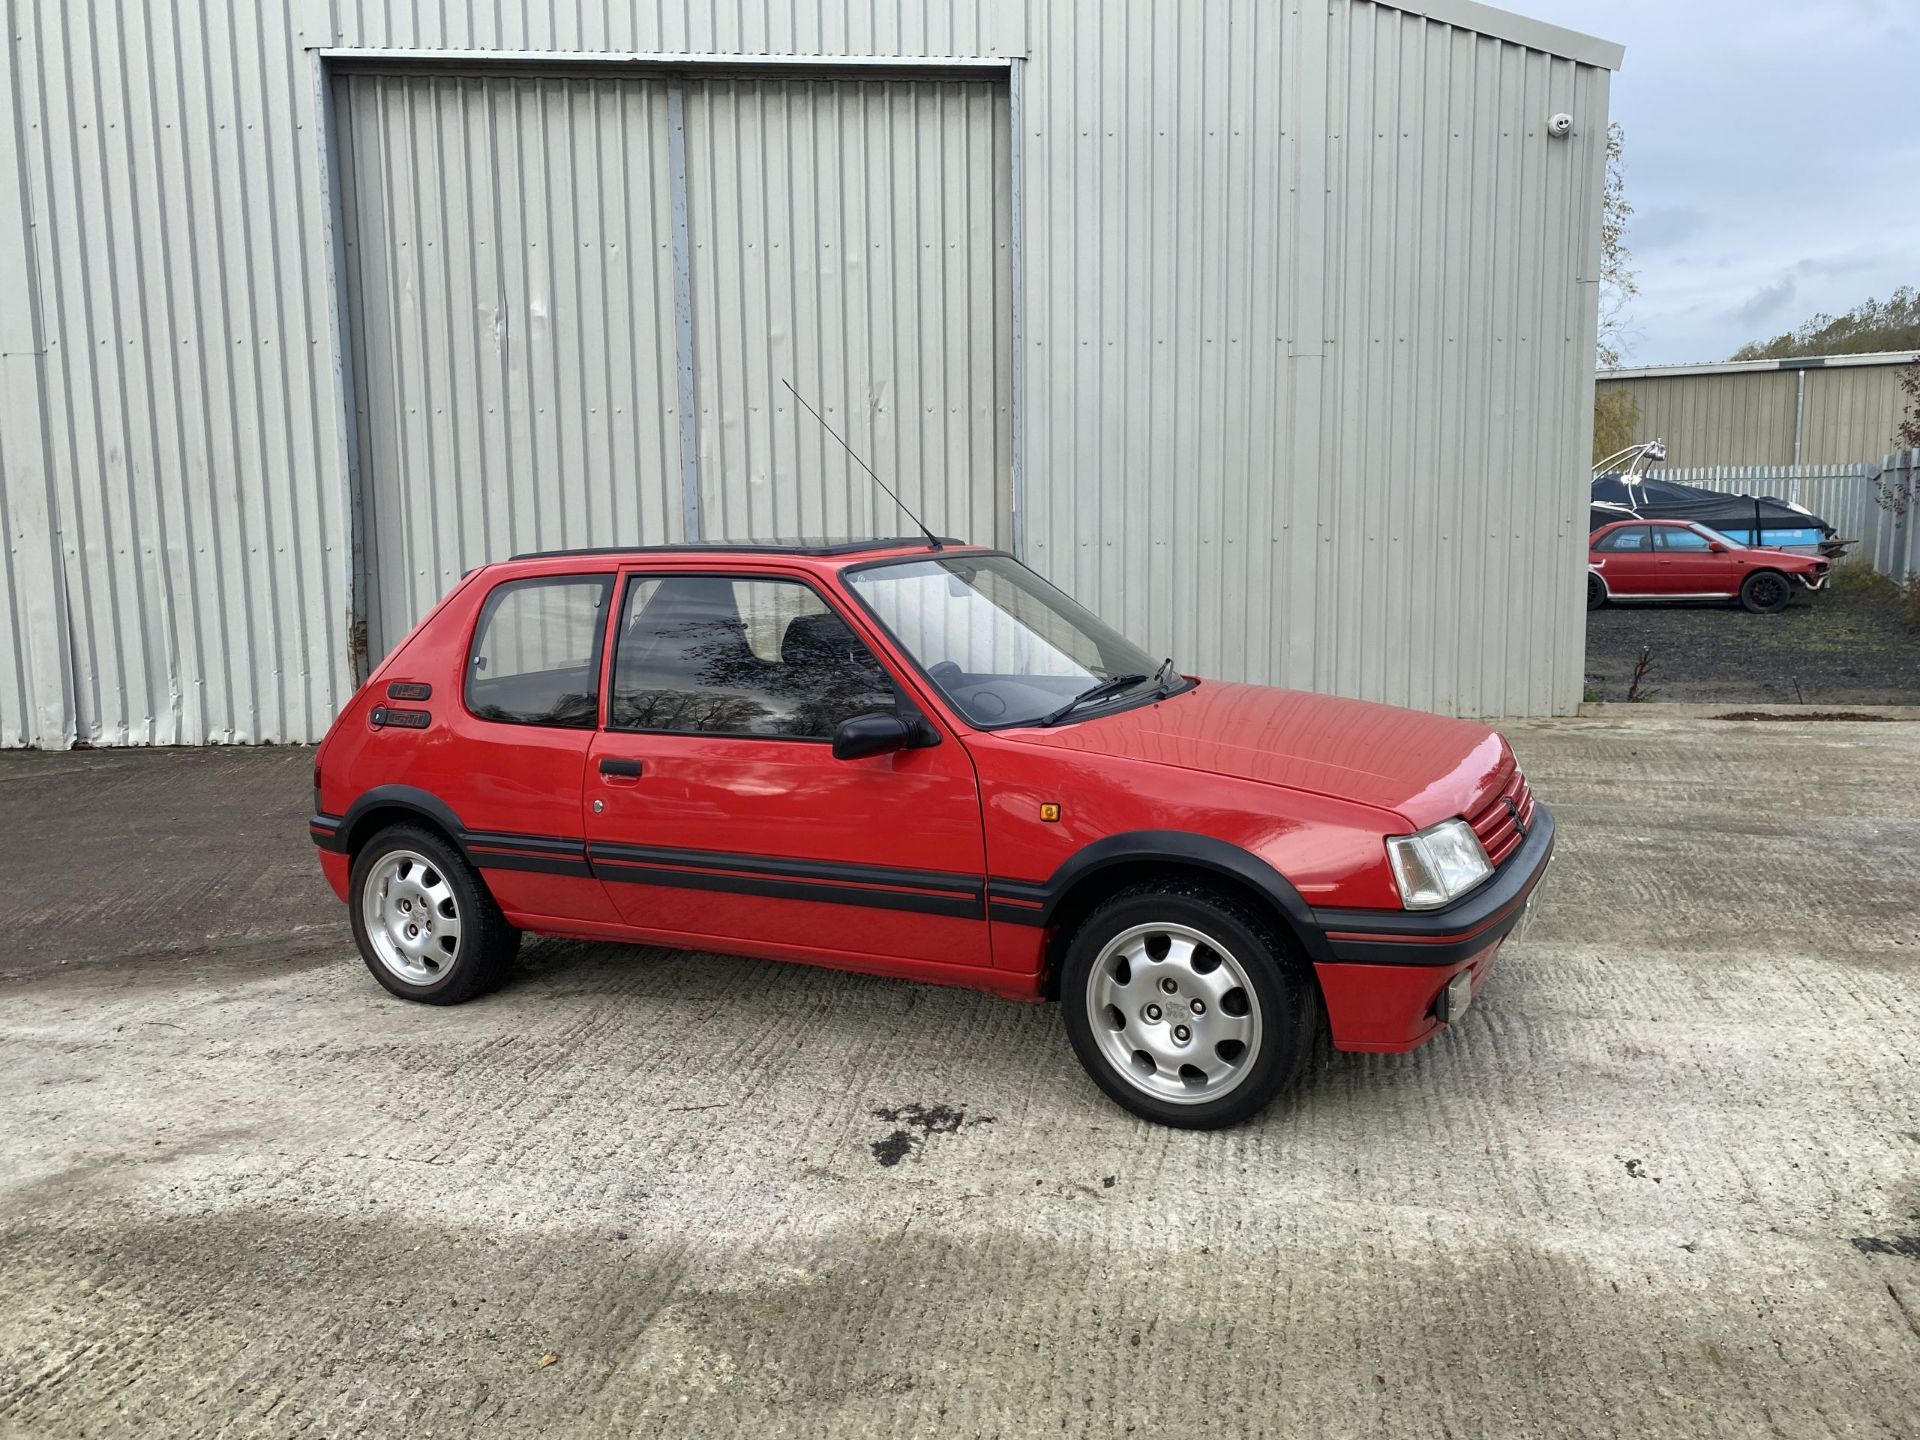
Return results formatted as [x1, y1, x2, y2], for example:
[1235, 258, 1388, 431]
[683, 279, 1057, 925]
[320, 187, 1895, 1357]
[1307, 803, 1554, 1051]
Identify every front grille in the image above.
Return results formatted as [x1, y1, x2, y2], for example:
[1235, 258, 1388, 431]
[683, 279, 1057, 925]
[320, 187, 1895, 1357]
[1468, 767, 1535, 869]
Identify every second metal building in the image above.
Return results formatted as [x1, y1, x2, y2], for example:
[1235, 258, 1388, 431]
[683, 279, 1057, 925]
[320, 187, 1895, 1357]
[0, 0, 1620, 746]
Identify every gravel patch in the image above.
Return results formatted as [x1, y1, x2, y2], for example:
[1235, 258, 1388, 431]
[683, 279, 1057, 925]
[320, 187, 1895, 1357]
[1585, 589, 1920, 705]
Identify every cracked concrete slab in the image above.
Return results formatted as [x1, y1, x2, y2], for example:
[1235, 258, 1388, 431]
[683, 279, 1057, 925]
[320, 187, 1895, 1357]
[1, 714, 1916, 1437]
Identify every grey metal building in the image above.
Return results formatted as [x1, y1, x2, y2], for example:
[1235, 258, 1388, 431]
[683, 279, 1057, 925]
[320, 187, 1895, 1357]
[1596, 351, 1920, 471]
[0, 1, 1620, 747]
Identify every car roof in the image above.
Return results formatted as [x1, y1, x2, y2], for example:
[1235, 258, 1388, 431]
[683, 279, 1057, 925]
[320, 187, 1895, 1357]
[507, 536, 970, 562]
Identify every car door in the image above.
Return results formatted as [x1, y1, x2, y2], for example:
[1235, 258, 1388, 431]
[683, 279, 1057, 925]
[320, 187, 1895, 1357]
[582, 565, 993, 973]
[1652, 525, 1726, 595]
[1592, 524, 1656, 595]
[426, 570, 621, 924]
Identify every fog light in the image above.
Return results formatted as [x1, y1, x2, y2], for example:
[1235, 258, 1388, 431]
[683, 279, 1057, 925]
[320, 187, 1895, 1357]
[1436, 968, 1474, 1025]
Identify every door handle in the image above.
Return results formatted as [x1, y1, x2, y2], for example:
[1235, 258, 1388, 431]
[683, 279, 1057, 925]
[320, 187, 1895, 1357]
[599, 757, 644, 780]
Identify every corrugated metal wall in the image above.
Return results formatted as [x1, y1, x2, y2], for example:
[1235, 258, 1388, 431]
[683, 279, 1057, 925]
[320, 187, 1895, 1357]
[0, 22, 70, 749]
[1, 0, 1614, 744]
[1597, 358, 1916, 469]
[2, 0, 346, 745]
[1022, 0, 1609, 718]
[1802, 364, 1913, 465]
[325, 0, 1023, 56]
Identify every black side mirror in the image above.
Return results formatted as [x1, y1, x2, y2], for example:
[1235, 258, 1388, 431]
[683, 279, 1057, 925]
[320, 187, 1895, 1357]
[832, 712, 935, 761]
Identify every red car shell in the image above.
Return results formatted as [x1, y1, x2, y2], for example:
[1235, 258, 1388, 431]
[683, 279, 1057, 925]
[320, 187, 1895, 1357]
[1588, 518, 1829, 607]
[312, 541, 1554, 1059]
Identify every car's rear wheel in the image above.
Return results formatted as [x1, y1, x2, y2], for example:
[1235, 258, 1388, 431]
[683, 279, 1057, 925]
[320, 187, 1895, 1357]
[349, 824, 519, 1004]
[1739, 569, 1792, 614]
[1060, 883, 1321, 1129]
[1586, 571, 1607, 610]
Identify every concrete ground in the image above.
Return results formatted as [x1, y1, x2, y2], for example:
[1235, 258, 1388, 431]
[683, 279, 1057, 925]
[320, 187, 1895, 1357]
[1, 717, 1917, 1438]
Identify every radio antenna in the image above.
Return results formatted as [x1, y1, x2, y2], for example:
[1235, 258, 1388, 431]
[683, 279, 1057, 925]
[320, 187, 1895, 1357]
[781, 378, 941, 550]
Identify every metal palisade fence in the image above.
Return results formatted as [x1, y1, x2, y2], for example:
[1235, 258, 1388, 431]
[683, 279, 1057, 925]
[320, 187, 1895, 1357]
[1649, 454, 1920, 581]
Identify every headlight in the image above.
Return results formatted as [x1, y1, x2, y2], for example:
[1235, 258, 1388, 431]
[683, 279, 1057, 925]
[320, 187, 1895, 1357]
[1385, 819, 1492, 910]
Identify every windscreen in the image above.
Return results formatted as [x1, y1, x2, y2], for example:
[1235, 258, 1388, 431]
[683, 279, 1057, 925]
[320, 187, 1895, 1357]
[845, 555, 1174, 728]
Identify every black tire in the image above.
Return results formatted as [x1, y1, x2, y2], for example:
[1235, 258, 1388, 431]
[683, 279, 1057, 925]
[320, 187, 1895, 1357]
[1059, 881, 1322, 1129]
[348, 824, 520, 1004]
[1739, 569, 1792, 614]
[1586, 571, 1607, 611]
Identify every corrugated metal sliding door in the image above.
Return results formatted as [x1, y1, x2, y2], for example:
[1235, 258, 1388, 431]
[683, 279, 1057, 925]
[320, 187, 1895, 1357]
[339, 70, 1011, 662]
[336, 73, 683, 657]
[682, 77, 1012, 548]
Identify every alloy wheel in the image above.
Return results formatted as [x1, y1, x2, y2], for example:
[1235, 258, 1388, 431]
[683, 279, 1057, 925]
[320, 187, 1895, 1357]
[1085, 922, 1264, 1104]
[360, 849, 463, 985]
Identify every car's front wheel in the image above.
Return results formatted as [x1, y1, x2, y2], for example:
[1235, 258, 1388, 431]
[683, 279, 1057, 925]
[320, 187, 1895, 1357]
[1587, 571, 1608, 610]
[1060, 883, 1321, 1128]
[1739, 569, 1793, 614]
[349, 824, 520, 1004]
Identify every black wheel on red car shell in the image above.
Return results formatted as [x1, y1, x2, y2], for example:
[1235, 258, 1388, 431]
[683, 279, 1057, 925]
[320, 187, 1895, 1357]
[1586, 571, 1607, 610]
[348, 824, 520, 1004]
[1059, 882, 1322, 1129]
[1739, 569, 1792, 614]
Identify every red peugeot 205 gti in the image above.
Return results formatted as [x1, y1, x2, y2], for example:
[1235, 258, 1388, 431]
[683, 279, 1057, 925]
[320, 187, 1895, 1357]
[311, 537, 1552, 1128]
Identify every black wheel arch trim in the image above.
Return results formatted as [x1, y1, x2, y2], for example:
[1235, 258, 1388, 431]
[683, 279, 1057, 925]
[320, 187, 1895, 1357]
[1312, 805, 1555, 965]
[319, 785, 471, 856]
[988, 830, 1333, 964]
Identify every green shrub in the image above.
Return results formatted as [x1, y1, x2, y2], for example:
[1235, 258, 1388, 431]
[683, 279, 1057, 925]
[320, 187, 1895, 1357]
[1830, 560, 1900, 601]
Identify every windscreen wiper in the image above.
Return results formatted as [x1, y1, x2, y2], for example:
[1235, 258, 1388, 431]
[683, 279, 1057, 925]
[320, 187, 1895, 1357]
[1038, 673, 1148, 727]
[1153, 656, 1179, 696]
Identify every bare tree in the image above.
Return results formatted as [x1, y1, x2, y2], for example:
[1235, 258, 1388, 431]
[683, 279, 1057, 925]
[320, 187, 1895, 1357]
[1896, 356, 1920, 451]
[1596, 122, 1636, 371]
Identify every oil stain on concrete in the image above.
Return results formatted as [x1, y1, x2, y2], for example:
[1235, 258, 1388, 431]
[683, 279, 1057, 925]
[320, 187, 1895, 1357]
[867, 1103, 994, 1167]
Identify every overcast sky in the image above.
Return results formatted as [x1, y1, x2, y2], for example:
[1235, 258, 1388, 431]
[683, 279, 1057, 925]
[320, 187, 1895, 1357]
[1519, 0, 1919, 366]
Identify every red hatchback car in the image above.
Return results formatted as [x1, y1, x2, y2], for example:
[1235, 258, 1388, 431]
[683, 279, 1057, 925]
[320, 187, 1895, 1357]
[1588, 518, 1829, 613]
[311, 539, 1553, 1128]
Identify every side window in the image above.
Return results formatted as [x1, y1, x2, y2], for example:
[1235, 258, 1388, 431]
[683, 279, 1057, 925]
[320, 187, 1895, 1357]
[1656, 527, 1710, 552]
[465, 575, 611, 728]
[610, 575, 899, 739]
[1596, 526, 1652, 553]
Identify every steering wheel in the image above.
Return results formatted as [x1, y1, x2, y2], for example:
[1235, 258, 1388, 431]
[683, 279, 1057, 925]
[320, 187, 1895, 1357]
[927, 660, 964, 690]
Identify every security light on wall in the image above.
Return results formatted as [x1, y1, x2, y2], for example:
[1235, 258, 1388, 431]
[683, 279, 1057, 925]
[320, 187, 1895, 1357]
[1547, 113, 1574, 139]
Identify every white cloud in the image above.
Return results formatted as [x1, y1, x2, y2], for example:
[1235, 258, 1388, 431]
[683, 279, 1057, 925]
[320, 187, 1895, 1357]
[1505, 0, 1920, 362]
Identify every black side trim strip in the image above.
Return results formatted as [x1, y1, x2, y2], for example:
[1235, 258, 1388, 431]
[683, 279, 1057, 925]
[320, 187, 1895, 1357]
[989, 901, 1048, 926]
[1313, 807, 1555, 966]
[987, 878, 1050, 905]
[592, 858, 982, 919]
[465, 830, 588, 859]
[468, 850, 595, 880]
[588, 841, 984, 901]
[311, 801, 988, 915]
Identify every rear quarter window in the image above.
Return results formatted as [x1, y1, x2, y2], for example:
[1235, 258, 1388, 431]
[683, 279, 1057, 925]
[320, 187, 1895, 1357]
[1595, 526, 1652, 553]
[465, 575, 612, 728]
